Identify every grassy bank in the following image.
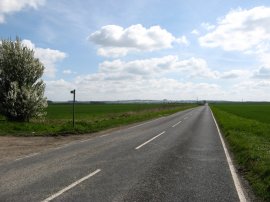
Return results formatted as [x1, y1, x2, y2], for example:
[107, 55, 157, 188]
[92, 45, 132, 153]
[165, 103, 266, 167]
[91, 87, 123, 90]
[0, 103, 196, 136]
[211, 104, 270, 201]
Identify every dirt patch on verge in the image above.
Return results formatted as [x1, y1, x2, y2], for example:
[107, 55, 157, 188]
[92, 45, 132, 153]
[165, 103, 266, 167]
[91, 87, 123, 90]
[0, 135, 89, 164]
[0, 126, 126, 165]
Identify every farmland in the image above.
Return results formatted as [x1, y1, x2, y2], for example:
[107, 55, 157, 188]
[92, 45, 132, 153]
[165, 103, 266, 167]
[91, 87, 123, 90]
[211, 103, 270, 201]
[0, 103, 196, 136]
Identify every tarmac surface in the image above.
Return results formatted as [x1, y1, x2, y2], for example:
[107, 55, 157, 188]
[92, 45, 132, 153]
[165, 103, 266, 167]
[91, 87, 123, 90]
[0, 106, 243, 201]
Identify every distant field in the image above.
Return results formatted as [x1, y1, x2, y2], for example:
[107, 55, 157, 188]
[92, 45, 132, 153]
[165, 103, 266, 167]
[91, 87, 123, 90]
[0, 103, 196, 136]
[211, 103, 270, 201]
[46, 103, 188, 119]
[212, 103, 270, 124]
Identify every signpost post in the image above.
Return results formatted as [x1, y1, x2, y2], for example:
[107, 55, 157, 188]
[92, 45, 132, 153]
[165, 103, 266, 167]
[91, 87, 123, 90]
[70, 89, 75, 127]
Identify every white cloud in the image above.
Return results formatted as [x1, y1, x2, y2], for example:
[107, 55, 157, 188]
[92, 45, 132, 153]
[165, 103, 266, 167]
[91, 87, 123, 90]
[46, 75, 270, 101]
[182, 57, 219, 79]
[253, 66, 270, 78]
[44, 54, 227, 101]
[191, 29, 200, 35]
[95, 56, 252, 81]
[22, 39, 67, 77]
[98, 56, 218, 79]
[175, 36, 189, 46]
[45, 77, 223, 101]
[99, 56, 177, 76]
[63, 70, 72, 75]
[199, 6, 270, 52]
[220, 70, 251, 79]
[43, 53, 257, 101]
[258, 52, 270, 67]
[0, 0, 45, 23]
[63, 69, 77, 75]
[35, 48, 67, 77]
[232, 80, 270, 101]
[201, 22, 215, 31]
[45, 79, 75, 101]
[89, 24, 187, 57]
[199, 6, 270, 83]
[97, 47, 131, 58]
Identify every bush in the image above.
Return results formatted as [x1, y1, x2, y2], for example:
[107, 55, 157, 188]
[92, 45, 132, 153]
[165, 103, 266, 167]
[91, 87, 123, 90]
[0, 37, 47, 122]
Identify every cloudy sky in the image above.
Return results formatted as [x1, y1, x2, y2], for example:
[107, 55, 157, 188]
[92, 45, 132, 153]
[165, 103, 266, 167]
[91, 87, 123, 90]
[1, 0, 270, 101]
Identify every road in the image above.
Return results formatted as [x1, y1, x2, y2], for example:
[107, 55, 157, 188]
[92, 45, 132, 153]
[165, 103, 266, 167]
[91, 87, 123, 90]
[0, 106, 245, 201]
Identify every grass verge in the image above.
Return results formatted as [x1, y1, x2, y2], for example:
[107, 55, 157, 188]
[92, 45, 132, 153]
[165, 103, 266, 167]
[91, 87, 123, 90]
[211, 105, 270, 201]
[0, 103, 196, 136]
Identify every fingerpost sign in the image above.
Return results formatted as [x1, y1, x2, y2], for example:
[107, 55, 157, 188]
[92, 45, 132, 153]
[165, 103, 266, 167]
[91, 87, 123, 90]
[70, 89, 75, 127]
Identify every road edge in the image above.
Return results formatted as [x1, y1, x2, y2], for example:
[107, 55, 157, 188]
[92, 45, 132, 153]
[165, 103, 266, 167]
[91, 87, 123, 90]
[210, 108, 247, 202]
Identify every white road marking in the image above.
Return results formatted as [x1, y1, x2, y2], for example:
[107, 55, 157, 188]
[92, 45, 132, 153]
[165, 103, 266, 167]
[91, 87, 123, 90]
[41, 169, 101, 202]
[15, 152, 39, 161]
[135, 131, 166, 150]
[210, 110, 247, 202]
[184, 117, 188, 120]
[172, 121, 182, 128]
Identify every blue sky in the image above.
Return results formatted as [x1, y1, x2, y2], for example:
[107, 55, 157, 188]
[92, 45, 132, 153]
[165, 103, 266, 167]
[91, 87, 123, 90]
[1, 0, 270, 101]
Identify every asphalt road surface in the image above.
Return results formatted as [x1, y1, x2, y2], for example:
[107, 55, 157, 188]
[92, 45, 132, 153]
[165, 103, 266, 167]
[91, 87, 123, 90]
[0, 106, 245, 202]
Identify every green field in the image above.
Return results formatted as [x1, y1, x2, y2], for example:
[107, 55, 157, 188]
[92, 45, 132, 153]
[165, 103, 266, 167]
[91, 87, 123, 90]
[0, 103, 196, 136]
[211, 103, 270, 201]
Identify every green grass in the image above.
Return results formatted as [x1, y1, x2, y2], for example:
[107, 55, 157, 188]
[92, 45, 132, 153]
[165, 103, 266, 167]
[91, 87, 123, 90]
[0, 103, 196, 136]
[211, 103, 270, 201]
[211, 103, 270, 124]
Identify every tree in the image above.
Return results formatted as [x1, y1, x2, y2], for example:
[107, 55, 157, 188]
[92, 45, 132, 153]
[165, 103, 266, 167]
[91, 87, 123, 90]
[0, 37, 47, 122]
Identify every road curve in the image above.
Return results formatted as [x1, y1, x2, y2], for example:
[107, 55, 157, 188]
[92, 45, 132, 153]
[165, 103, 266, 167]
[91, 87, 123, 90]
[0, 106, 243, 201]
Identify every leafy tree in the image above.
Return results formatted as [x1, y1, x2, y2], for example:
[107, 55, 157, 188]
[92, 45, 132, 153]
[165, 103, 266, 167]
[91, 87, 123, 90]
[0, 37, 47, 122]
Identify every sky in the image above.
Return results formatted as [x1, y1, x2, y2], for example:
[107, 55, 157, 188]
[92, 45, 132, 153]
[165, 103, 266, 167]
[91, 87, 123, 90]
[1, 0, 270, 101]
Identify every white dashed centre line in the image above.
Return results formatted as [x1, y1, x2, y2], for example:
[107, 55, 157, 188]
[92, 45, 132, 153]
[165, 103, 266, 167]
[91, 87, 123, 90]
[41, 169, 101, 202]
[135, 131, 166, 150]
[172, 121, 182, 128]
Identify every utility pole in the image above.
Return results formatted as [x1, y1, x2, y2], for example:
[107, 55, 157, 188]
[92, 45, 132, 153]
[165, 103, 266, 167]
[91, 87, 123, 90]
[70, 89, 75, 127]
